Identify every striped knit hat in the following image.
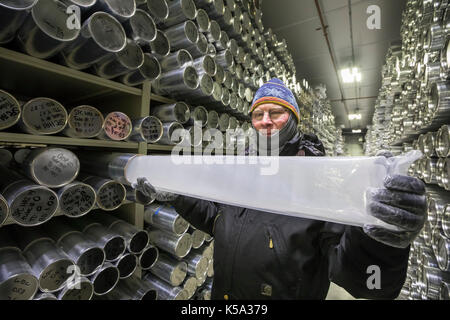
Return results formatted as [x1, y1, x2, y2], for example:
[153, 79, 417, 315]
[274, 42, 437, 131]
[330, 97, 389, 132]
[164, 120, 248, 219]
[250, 78, 300, 123]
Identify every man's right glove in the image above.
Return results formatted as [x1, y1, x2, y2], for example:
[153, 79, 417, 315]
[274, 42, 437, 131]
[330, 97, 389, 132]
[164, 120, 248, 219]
[132, 178, 179, 202]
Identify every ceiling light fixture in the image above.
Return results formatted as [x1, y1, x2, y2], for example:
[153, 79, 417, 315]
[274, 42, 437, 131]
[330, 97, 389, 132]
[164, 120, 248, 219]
[340, 67, 362, 83]
[348, 113, 362, 120]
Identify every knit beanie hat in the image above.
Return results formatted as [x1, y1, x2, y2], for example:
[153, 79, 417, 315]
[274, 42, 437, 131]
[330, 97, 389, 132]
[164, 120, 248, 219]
[250, 78, 300, 123]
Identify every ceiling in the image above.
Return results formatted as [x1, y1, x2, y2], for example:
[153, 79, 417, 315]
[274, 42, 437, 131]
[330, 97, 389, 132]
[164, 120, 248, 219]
[261, 0, 407, 131]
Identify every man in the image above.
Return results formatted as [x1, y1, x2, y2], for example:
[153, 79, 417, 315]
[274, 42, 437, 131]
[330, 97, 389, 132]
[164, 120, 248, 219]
[136, 79, 426, 300]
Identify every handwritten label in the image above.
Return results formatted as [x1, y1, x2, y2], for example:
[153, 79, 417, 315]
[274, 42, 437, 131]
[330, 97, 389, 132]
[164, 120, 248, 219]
[23, 99, 67, 134]
[5, 276, 35, 300]
[69, 106, 103, 137]
[34, 149, 79, 187]
[0, 94, 20, 130]
[40, 261, 72, 292]
[104, 112, 131, 141]
[11, 189, 57, 225]
[141, 117, 162, 142]
[60, 184, 95, 217]
[98, 182, 125, 210]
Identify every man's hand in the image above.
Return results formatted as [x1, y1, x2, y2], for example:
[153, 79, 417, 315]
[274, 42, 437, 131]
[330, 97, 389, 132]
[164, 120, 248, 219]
[363, 151, 427, 248]
[132, 178, 179, 202]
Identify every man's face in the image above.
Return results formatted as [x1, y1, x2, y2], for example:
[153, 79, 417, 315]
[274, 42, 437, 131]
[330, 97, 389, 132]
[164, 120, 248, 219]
[251, 104, 290, 136]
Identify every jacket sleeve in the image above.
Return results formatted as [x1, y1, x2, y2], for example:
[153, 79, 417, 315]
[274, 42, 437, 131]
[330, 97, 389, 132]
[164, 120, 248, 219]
[170, 195, 219, 236]
[320, 222, 410, 299]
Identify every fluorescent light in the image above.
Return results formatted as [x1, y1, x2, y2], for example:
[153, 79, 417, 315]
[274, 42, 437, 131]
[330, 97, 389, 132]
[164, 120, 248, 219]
[348, 114, 362, 120]
[340, 67, 362, 83]
[352, 129, 362, 134]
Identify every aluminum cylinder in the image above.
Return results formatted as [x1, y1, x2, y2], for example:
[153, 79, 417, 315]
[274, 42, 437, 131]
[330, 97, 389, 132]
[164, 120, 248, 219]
[92, 0, 136, 22]
[218, 112, 230, 132]
[0, 245, 38, 300]
[144, 203, 190, 235]
[127, 116, 163, 143]
[56, 181, 96, 218]
[215, 30, 229, 51]
[441, 281, 450, 300]
[150, 102, 191, 124]
[186, 32, 208, 58]
[76, 152, 136, 185]
[126, 185, 155, 205]
[0, 193, 8, 226]
[196, 0, 224, 19]
[78, 222, 127, 262]
[143, 273, 188, 300]
[0, 0, 38, 44]
[148, 253, 187, 286]
[182, 73, 214, 102]
[62, 105, 105, 139]
[428, 81, 450, 116]
[196, 8, 210, 33]
[16, 234, 75, 293]
[113, 252, 138, 279]
[183, 251, 208, 279]
[203, 127, 224, 149]
[164, 20, 199, 51]
[61, 12, 127, 70]
[81, 176, 126, 211]
[441, 36, 450, 80]
[192, 55, 217, 77]
[147, 228, 192, 258]
[206, 257, 214, 277]
[0, 172, 59, 226]
[424, 158, 439, 184]
[94, 39, 144, 80]
[437, 124, 450, 157]
[57, 277, 94, 300]
[157, 121, 185, 145]
[43, 221, 106, 276]
[436, 236, 450, 271]
[139, 245, 159, 270]
[89, 262, 120, 296]
[21, 147, 80, 188]
[185, 125, 203, 147]
[16, 0, 79, 59]
[94, 214, 149, 255]
[206, 19, 221, 43]
[98, 111, 133, 141]
[0, 89, 21, 131]
[157, 0, 197, 28]
[154, 65, 199, 93]
[122, 8, 157, 45]
[182, 276, 197, 299]
[140, 0, 169, 23]
[188, 105, 208, 128]
[19, 98, 68, 135]
[190, 228, 206, 249]
[114, 276, 158, 300]
[207, 110, 219, 129]
[120, 52, 161, 86]
[148, 29, 171, 57]
[159, 49, 193, 73]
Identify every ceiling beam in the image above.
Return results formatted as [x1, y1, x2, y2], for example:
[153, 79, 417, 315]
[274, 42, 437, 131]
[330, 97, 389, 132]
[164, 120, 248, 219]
[313, 0, 351, 128]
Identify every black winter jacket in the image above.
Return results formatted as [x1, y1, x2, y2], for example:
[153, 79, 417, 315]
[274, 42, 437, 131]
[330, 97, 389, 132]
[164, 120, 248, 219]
[171, 133, 410, 300]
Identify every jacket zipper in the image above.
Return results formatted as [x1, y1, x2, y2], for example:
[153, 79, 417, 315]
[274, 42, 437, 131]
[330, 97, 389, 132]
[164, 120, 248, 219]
[229, 212, 248, 297]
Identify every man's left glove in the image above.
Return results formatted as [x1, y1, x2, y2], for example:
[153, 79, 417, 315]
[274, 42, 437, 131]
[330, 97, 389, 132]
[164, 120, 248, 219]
[363, 152, 427, 249]
[132, 178, 179, 202]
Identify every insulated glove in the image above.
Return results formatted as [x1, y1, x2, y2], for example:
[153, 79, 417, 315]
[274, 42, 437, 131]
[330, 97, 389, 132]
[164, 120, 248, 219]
[132, 178, 179, 202]
[363, 150, 427, 248]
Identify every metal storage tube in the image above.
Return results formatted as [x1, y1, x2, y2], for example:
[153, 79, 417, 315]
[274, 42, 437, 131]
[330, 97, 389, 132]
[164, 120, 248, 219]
[139, 0, 169, 23]
[125, 185, 155, 205]
[147, 228, 192, 258]
[0, 89, 21, 131]
[81, 176, 126, 211]
[98, 112, 133, 141]
[138, 245, 159, 270]
[127, 116, 164, 144]
[144, 203, 190, 235]
[0, 0, 38, 44]
[120, 52, 162, 86]
[150, 102, 191, 124]
[16, 0, 80, 59]
[159, 49, 193, 73]
[114, 276, 158, 300]
[56, 181, 97, 218]
[143, 273, 188, 300]
[164, 20, 199, 51]
[92, 0, 136, 22]
[182, 251, 209, 279]
[89, 262, 120, 296]
[62, 105, 105, 139]
[148, 253, 187, 287]
[57, 277, 94, 300]
[61, 12, 127, 70]
[122, 8, 157, 44]
[113, 253, 138, 279]
[19, 98, 68, 135]
[157, 0, 197, 28]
